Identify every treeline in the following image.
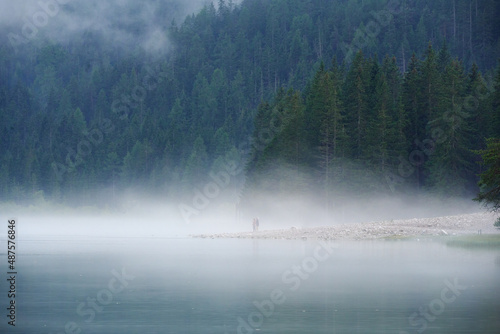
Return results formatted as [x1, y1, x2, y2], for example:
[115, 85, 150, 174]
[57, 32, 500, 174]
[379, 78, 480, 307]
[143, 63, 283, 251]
[244, 46, 500, 206]
[0, 0, 499, 206]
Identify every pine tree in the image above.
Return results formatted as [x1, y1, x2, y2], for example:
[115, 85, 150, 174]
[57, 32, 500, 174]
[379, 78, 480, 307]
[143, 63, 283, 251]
[122, 140, 153, 184]
[167, 98, 188, 162]
[382, 55, 408, 163]
[403, 54, 422, 140]
[491, 62, 500, 138]
[402, 53, 426, 188]
[213, 127, 231, 157]
[426, 59, 473, 196]
[343, 51, 368, 159]
[437, 40, 452, 73]
[319, 63, 346, 167]
[305, 61, 328, 149]
[104, 152, 122, 201]
[278, 90, 308, 171]
[95, 89, 108, 125]
[419, 43, 441, 130]
[367, 72, 391, 172]
[474, 138, 500, 218]
[465, 63, 489, 149]
[182, 136, 209, 191]
[317, 66, 347, 212]
[274, 90, 310, 193]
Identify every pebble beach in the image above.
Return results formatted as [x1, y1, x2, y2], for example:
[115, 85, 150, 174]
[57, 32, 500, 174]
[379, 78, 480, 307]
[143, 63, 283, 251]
[192, 212, 500, 241]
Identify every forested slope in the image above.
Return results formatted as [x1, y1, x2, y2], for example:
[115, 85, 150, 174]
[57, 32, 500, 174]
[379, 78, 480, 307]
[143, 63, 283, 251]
[0, 0, 499, 207]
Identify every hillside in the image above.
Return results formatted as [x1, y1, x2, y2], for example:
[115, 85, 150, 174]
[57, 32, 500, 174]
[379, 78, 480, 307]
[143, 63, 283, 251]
[0, 0, 499, 208]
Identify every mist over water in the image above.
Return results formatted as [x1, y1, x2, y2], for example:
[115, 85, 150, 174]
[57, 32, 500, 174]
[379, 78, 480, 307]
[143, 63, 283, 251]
[4, 189, 483, 241]
[1, 234, 499, 333]
[0, 188, 496, 334]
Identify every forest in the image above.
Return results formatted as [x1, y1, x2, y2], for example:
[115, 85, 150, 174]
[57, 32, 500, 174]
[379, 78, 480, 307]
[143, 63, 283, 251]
[0, 0, 499, 210]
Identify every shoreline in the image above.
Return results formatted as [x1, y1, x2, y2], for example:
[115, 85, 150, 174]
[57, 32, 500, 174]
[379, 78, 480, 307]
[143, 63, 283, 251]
[192, 212, 499, 241]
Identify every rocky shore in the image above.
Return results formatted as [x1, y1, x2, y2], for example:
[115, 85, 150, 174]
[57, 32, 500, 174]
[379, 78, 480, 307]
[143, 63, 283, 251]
[192, 212, 499, 241]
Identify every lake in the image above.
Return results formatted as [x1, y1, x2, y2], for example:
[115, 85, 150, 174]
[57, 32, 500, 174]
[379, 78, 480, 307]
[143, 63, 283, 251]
[1, 235, 499, 334]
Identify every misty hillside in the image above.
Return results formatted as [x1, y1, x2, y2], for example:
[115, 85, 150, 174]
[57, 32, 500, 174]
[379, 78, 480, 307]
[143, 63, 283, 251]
[0, 0, 499, 208]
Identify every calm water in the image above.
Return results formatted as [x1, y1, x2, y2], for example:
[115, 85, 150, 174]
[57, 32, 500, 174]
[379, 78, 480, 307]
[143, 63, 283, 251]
[1, 236, 499, 333]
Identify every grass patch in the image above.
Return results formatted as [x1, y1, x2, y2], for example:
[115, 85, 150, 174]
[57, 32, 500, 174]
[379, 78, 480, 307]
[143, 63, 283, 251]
[446, 234, 500, 249]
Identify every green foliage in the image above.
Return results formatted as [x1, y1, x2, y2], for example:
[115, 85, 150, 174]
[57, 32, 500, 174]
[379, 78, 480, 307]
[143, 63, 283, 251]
[492, 65, 500, 138]
[474, 138, 500, 212]
[182, 136, 209, 190]
[426, 59, 475, 196]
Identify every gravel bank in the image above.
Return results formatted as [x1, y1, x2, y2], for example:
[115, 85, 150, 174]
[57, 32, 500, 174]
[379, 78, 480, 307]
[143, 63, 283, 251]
[192, 212, 499, 241]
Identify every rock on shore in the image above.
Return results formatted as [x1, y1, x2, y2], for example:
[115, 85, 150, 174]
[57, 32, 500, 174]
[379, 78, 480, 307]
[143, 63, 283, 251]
[192, 212, 499, 241]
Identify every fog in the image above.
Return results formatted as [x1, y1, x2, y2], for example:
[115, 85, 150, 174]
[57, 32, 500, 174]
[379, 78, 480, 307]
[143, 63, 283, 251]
[1, 0, 240, 55]
[4, 186, 482, 243]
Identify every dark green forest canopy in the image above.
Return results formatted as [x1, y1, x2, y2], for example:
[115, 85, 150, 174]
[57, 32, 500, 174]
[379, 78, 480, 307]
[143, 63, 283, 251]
[0, 0, 499, 207]
[474, 138, 500, 212]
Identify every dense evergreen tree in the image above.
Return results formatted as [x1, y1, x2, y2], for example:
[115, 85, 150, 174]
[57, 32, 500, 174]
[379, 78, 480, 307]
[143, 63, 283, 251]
[474, 139, 500, 219]
[491, 63, 500, 138]
[343, 51, 369, 160]
[426, 59, 475, 196]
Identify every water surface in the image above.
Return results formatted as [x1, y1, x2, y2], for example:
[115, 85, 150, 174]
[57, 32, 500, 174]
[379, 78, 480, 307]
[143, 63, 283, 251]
[1, 235, 499, 333]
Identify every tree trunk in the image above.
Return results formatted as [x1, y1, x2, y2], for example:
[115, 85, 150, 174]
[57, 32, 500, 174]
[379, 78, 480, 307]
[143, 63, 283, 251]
[469, 0, 474, 59]
[453, 0, 457, 42]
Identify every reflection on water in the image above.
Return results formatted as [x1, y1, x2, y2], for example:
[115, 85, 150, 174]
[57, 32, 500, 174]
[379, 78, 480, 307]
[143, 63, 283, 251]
[1, 237, 499, 333]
